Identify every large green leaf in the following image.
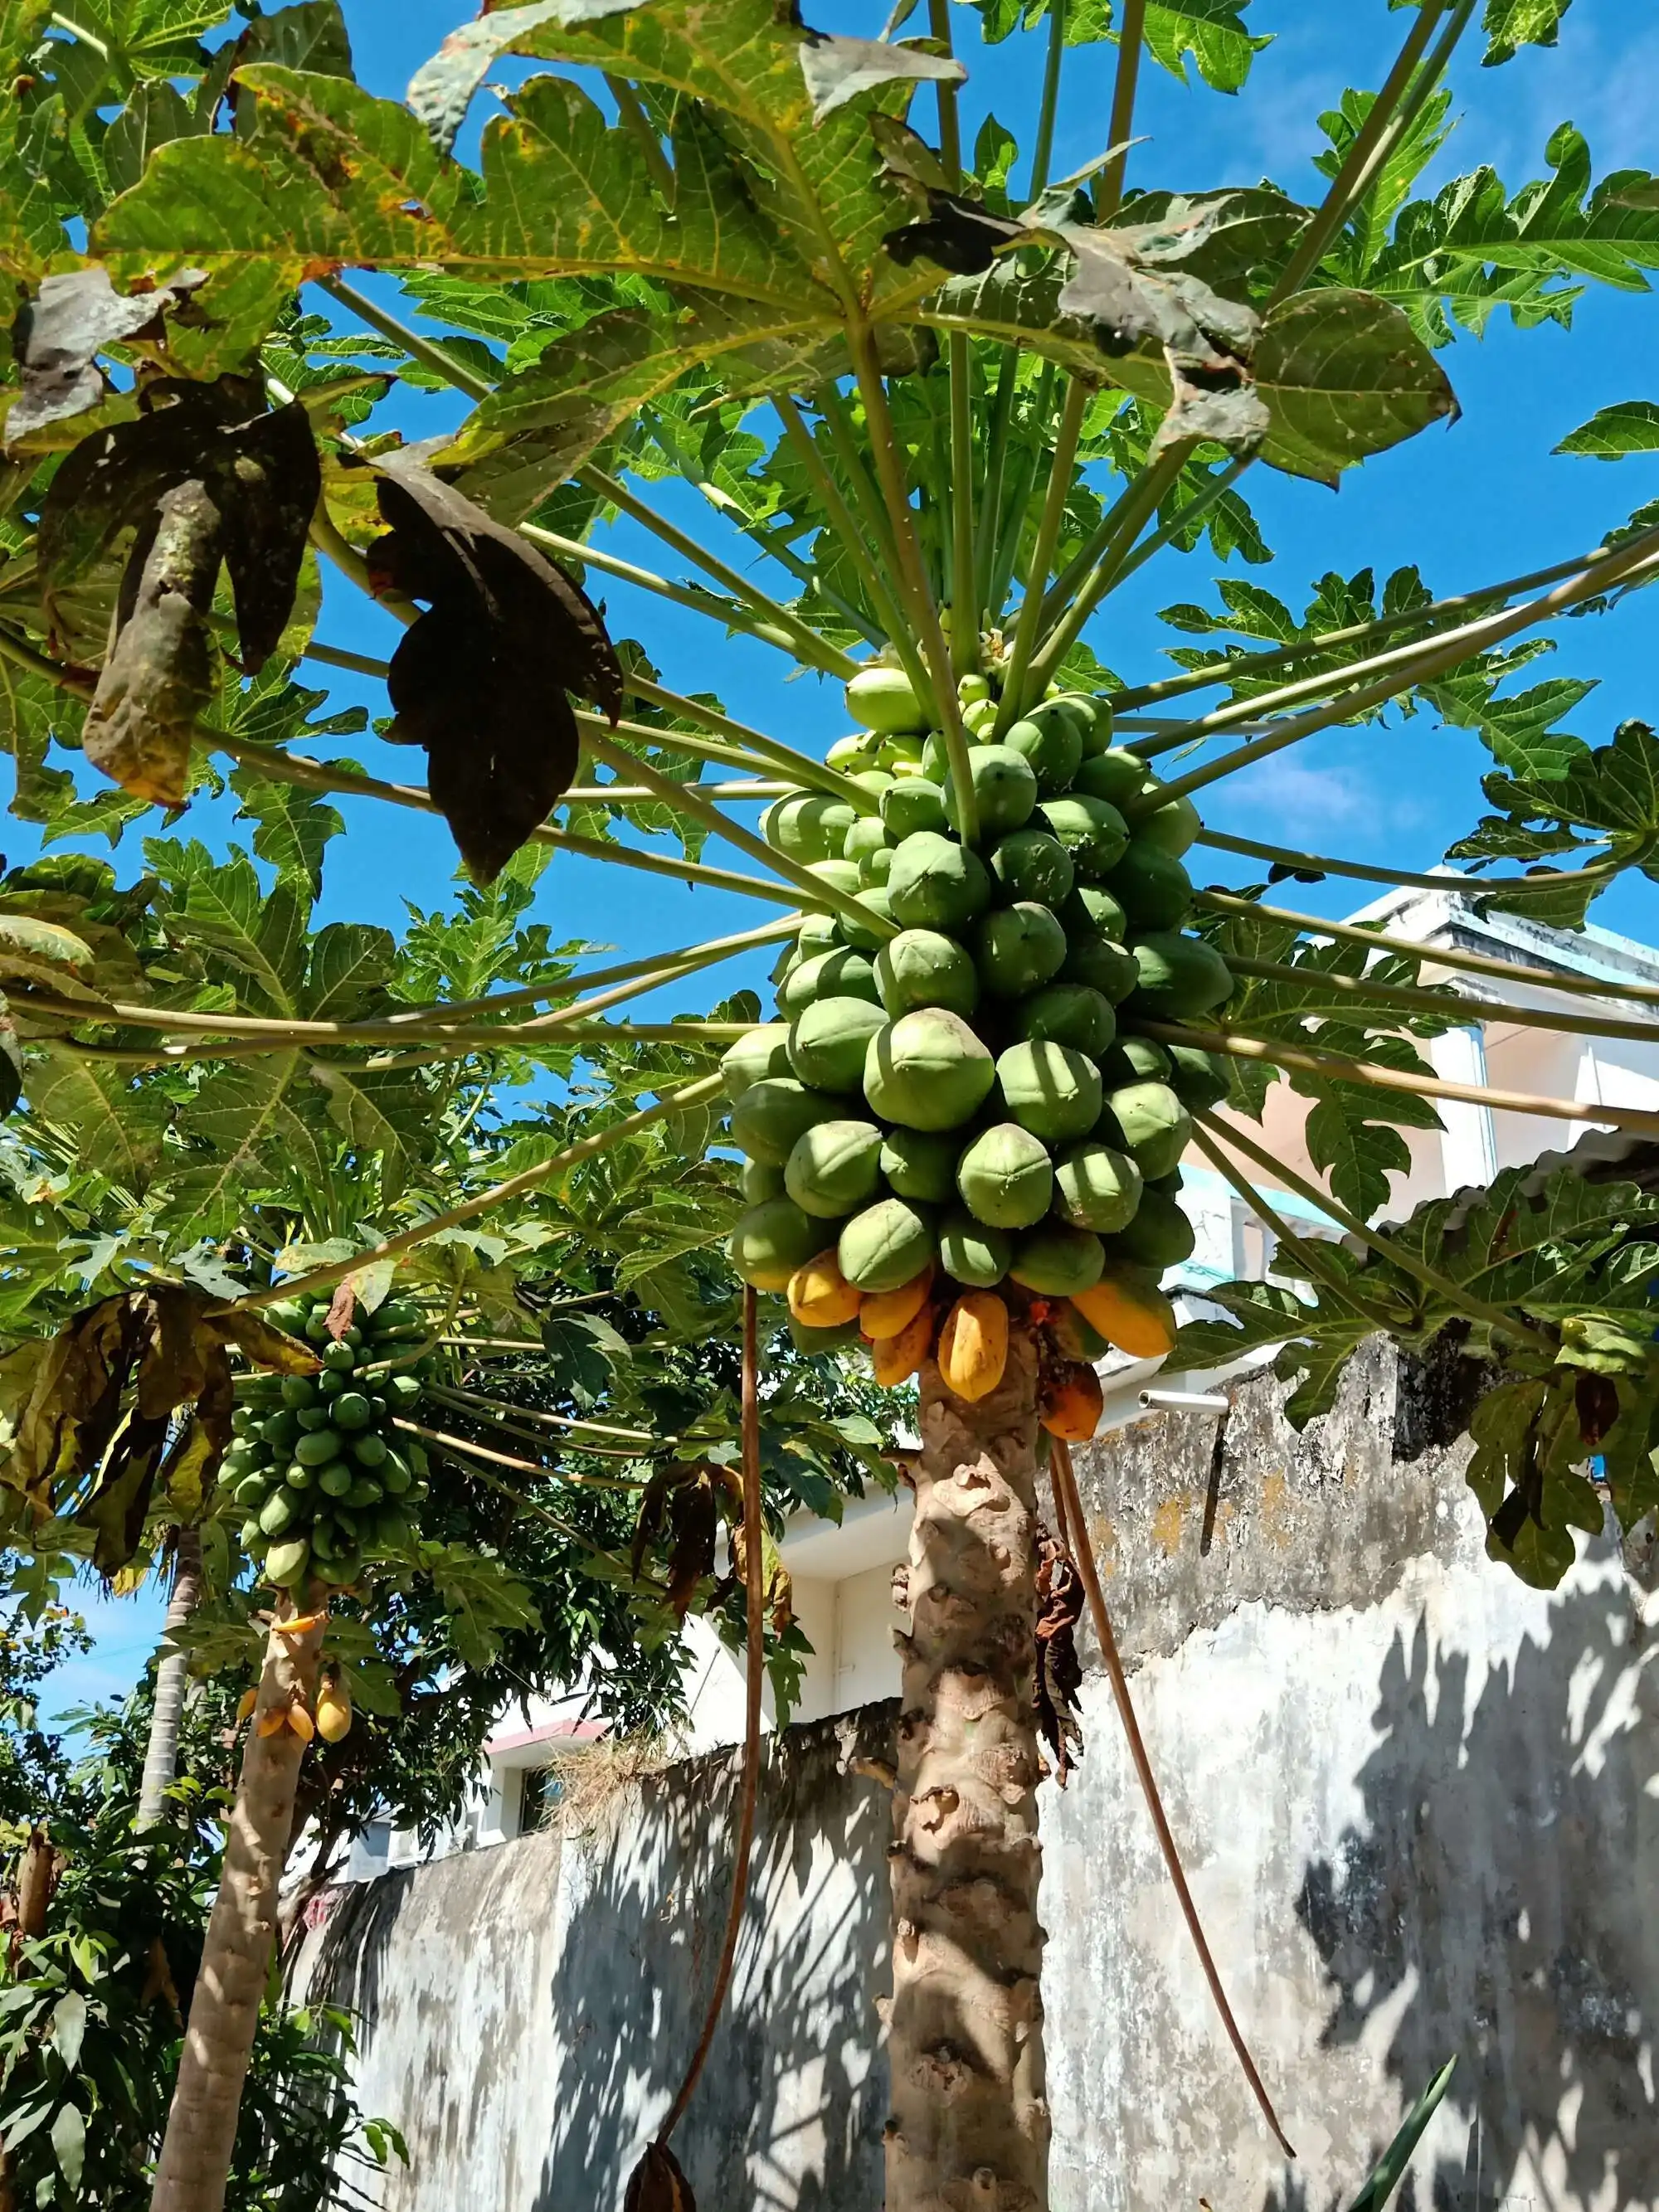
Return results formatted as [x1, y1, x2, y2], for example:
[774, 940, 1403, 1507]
[1554, 399, 1659, 458]
[95, 64, 836, 369]
[1250, 289, 1459, 484]
[25, 1046, 168, 1187]
[1142, 0, 1271, 94]
[445, 296, 834, 523]
[157, 1052, 318, 1236]
[1481, 0, 1571, 66]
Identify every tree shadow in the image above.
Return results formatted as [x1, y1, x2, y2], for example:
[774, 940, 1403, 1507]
[1295, 1539, 1658, 2212]
[533, 1703, 897, 2212]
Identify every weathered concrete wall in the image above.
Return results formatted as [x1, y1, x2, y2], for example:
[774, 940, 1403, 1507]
[299, 1341, 1659, 2212]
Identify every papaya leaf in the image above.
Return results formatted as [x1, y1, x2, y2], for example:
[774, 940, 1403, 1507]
[1554, 398, 1659, 458]
[1250, 290, 1459, 485]
[365, 455, 617, 878]
[1481, 0, 1571, 66]
[3, 267, 195, 445]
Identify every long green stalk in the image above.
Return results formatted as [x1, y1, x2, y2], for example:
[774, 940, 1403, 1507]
[1199, 888, 1659, 1009]
[1194, 830, 1619, 900]
[1265, 2, 1452, 305]
[1097, 0, 1147, 217]
[947, 338, 979, 675]
[619, 672, 863, 800]
[996, 378, 1088, 729]
[1027, 443, 1192, 695]
[975, 352, 1021, 620]
[238, 1074, 725, 1312]
[1223, 951, 1659, 1050]
[985, 365, 1055, 621]
[775, 393, 926, 695]
[1145, 534, 1659, 813]
[1191, 1109, 1554, 1354]
[579, 722, 897, 938]
[847, 320, 980, 840]
[578, 464, 858, 680]
[1105, 455, 1254, 596]
[1137, 1018, 1659, 1140]
[1117, 545, 1618, 717]
[572, 706, 844, 798]
[1029, 0, 1067, 202]
[1187, 1124, 1402, 1334]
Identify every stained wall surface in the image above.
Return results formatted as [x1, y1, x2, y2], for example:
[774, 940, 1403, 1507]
[297, 1340, 1659, 2212]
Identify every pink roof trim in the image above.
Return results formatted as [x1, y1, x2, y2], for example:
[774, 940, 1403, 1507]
[484, 1716, 608, 1757]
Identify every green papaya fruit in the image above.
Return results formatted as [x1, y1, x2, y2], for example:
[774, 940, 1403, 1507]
[741, 1158, 786, 1204]
[887, 832, 993, 932]
[1014, 984, 1116, 1058]
[1104, 843, 1193, 931]
[1105, 1186, 1195, 1270]
[1002, 705, 1083, 796]
[878, 1126, 960, 1204]
[975, 902, 1068, 1000]
[1098, 1080, 1192, 1179]
[1039, 794, 1130, 881]
[988, 829, 1075, 909]
[1009, 1222, 1105, 1296]
[838, 1197, 936, 1294]
[1100, 1035, 1171, 1086]
[1126, 932, 1234, 1019]
[787, 997, 888, 1096]
[956, 1122, 1054, 1229]
[730, 1076, 839, 1165]
[881, 779, 950, 840]
[785, 1119, 884, 1218]
[1165, 1042, 1231, 1108]
[721, 1023, 793, 1105]
[777, 947, 879, 1018]
[1134, 778, 1201, 858]
[938, 1211, 1012, 1288]
[845, 664, 930, 736]
[730, 1197, 824, 1290]
[874, 929, 980, 1019]
[995, 1039, 1102, 1144]
[837, 887, 896, 951]
[1073, 749, 1145, 807]
[265, 1538, 311, 1589]
[1053, 1142, 1144, 1233]
[864, 1009, 995, 1131]
[764, 791, 858, 863]
[943, 744, 1039, 838]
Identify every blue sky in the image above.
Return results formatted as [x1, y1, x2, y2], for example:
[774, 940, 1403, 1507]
[29, 0, 1659, 1715]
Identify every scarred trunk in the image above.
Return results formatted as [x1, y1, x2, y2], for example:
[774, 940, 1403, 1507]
[887, 1325, 1048, 2212]
[149, 1592, 326, 2212]
[138, 1527, 205, 1829]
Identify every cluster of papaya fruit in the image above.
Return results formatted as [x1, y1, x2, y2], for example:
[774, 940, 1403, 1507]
[223, 1291, 433, 1590]
[724, 662, 1235, 1419]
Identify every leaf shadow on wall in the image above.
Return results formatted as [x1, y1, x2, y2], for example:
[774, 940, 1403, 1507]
[533, 1703, 898, 2212]
[1288, 1533, 1659, 2212]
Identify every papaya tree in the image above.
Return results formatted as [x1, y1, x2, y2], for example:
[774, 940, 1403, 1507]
[5, 0, 1659, 2207]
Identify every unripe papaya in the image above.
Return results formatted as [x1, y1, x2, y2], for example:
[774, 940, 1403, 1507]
[938, 1291, 1010, 1403]
[1074, 747, 1145, 807]
[1069, 1272, 1179, 1359]
[788, 996, 887, 1095]
[788, 1249, 864, 1329]
[764, 792, 857, 863]
[777, 947, 879, 1018]
[730, 1198, 823, 1290]
[1041, 1360, 1104, 1442]
[846, 664, 929, 736]
[870, 1303, 937, 1388]
[859, 1264, 934, 1341]
[942, 744, 1039, 838]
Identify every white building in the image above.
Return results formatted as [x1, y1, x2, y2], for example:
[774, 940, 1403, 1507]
[348, 882, 1659, 1866]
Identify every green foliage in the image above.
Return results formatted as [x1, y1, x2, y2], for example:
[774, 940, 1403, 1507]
[0, 1612, 403, 2208]
[1175, 1159, 1659, 1583]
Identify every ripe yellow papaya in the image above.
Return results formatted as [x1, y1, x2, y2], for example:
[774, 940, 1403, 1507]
[788, 1249, 864, 1329]
[859, 1262, 935, 1342]
[938, 1291, 1009, 1403]
[1040, 1360, 1104, 1441]
[316, 1682, 353, 1745]
[871, 1304, 936, 1388]
[236, 1688, 258, 1727]
[1068, 1272, 1177, 1359]
[287, 1701, 316, 1744]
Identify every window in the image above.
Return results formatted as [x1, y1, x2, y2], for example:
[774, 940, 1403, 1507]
[518, 1764, 558, 1833]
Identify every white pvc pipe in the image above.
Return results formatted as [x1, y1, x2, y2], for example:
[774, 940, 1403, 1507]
[1137, 1388, 1228, 1414]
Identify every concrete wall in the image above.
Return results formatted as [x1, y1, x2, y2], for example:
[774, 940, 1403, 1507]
[299, 1341, 1659, 2212]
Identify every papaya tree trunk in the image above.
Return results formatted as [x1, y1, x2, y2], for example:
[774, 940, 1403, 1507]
[137, 1527, 205, 1829]
[150, 1592, 326, 2212]
[887, 1325, 1048, 2212]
